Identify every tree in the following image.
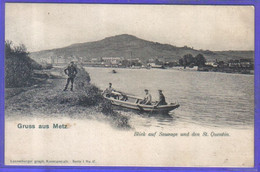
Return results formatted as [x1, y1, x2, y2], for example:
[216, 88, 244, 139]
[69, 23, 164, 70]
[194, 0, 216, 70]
[194, 54, 206, 67]
[5, 40, 13, 57]
[121, 59, 130, 67]
[179, 59, 184, 66]
[182, 54, 194, 68]
[5, 41, 29, 57]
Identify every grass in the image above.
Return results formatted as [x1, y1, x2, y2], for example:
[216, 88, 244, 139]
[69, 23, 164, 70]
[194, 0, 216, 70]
[5, 66, 130, 129]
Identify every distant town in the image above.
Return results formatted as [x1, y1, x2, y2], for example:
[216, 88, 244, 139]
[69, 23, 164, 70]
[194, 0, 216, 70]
[46, 54, 254, 74]
[28, 34, 254, 75]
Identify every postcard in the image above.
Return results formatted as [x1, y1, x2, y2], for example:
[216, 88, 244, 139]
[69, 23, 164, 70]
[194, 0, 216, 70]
[4, 3, 254, 167]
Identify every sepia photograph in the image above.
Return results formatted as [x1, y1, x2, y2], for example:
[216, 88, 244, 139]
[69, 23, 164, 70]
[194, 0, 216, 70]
[4, 3, 254, 167]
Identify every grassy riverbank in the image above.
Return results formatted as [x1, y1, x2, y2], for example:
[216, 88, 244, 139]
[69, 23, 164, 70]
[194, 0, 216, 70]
[5, 66, 130, 129]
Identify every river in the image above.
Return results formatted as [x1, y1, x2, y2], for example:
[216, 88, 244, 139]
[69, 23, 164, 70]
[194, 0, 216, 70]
[85, 67, 254, 130]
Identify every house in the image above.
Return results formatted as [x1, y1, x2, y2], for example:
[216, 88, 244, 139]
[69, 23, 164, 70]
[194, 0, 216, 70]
[239, 59, 252, 68]
[228, 60, 240, 68]
[91, 58, 100, 63]
[205, 61, 218, 67]
[127, 58, 141, 63]
[102, 57, 123, 66]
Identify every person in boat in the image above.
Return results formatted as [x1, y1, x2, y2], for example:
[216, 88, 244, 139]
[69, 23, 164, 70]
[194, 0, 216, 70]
[63, 61, 78, 91]
[140, 89, 152, 105]
[155, 90, 167, 106]
[102, 83, 119, 99]
[119, 92, 128, 101]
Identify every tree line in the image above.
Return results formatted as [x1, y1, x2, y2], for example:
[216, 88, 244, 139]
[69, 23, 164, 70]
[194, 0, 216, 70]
[179, 54, 206, 68]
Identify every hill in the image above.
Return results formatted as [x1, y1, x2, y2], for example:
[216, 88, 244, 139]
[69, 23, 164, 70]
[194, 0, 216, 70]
[30, 34, 254, 64]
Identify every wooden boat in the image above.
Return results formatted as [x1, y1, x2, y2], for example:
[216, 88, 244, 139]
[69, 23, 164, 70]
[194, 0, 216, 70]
[103, 91, 180, 113]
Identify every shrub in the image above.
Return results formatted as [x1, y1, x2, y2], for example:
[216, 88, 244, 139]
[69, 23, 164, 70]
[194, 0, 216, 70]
[5, 41, 34, 87]
[73, 67, 115, 115]
[73, 67, 103, 107]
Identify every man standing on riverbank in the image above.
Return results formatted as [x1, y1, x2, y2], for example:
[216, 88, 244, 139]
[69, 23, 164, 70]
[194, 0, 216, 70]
[63, 61, 78, 91]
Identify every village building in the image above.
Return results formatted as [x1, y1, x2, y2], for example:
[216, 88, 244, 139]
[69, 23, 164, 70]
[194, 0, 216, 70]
[205, 61, 218, 67]
[239, 59, 253, 68]
[102, 57, 123, 66]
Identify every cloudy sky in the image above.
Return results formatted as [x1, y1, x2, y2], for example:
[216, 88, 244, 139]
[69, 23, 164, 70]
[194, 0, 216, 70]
[5, 3, 254, 52]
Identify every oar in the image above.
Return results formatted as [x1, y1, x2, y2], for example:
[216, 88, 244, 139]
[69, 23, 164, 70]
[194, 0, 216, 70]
[149, 104, 158, 116]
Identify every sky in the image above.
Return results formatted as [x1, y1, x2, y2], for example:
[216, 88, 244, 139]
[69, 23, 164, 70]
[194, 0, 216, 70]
[5, 4, 254, 52]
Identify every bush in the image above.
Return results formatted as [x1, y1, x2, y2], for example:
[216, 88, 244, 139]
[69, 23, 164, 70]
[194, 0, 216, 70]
[5, 41, 34, 87]
[73, 67, 116, 115]
[74, 67, 106, 107]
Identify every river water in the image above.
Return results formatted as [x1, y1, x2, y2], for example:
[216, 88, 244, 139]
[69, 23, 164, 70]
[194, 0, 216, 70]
[85, 67, 254, 130]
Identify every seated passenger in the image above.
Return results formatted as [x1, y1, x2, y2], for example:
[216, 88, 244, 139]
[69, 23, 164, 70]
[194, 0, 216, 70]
[140, 89, 152, 105]
[155, 90, 167, 106]
[102, 83, 119, 99]
[120, 93, 128, 101]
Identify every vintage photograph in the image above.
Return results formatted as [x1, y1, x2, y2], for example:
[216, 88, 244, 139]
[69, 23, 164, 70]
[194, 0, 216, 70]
[4, 3, 254, 167]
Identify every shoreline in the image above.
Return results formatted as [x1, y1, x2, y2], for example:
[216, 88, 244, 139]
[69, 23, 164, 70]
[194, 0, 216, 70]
[53, 64, 254, 75]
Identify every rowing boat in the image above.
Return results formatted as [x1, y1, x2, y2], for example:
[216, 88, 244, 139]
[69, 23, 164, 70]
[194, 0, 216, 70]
[103, 91, 180, 113]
